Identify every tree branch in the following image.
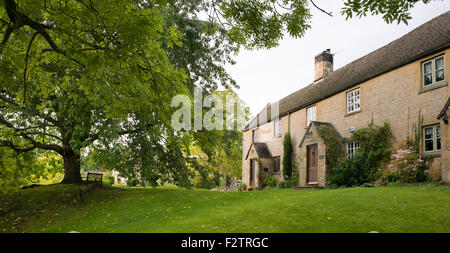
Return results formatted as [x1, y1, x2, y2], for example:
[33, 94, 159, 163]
[310, 0, 333, 17]
[23, 32, 39, 103]
[0, 116, 64, 154]
[0, 140, 36, 154]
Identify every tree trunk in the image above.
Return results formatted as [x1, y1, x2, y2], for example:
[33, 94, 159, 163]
[61, 150, 82, 184]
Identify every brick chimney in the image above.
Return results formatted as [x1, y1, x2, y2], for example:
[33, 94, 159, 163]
[314, 49, 333, 82]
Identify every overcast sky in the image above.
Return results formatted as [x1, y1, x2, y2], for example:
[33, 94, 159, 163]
[225, 1, 450, 117]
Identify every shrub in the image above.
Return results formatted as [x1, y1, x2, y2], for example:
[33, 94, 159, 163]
[282, 132, 293, 179]
[350, 122, 393, 181]
[103, 176, 115, 186]
[127, 178, 139, 187]
[278, 170, 299, 188]
[278, 179, 294, 188]
[329, 151, 372, 187]
[376, 147, 429, 185]
[263, 175, 277, 188]
[238, 182, 247, 191]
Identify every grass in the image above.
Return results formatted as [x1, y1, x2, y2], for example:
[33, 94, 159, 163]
[0, 184, 449, 233]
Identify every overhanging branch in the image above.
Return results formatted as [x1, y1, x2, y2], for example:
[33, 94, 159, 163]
[0, 115, 64, 154]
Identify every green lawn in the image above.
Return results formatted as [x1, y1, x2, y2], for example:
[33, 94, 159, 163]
[0, 184, 449, 233]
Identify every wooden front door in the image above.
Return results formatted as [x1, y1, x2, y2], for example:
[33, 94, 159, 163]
[250, 159, 256, 186]
[307, 144, 318, 183]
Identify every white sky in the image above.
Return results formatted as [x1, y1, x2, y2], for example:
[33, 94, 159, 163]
[226, 1, 450, 117]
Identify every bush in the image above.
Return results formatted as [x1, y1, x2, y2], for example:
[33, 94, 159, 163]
[278, 179, 295, 188]
[376, 147, 429, 185]
[278, 170, 298, 188]
[238, 182, 247, 191]
[127, 178, 139, 187]
[262, 175, 277, 188]
[103, 176, 115, 186]
[350, 122, 393, 181]
[329, 151, 372, 187]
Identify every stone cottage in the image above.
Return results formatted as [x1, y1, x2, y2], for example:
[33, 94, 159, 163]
[242, 12, 450, 188]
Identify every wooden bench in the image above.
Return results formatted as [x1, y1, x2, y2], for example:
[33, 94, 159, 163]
[83, 172, 103, 185]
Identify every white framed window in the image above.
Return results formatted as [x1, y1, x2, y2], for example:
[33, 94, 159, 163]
[306, 106, 316, 127]
[347, 141, 360, 157]
[252, 129, 258, 142]
[422, 55, 445, 87]
[423, 125, 441, 152]
[346, 88, 360, 114]
[274, 119, 281, 137]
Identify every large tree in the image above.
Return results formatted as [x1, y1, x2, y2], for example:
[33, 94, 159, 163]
[0, 0, 432, 186]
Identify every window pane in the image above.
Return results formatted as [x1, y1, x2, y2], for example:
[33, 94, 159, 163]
[425, 127, 433, 139]
[423, 61, 432, 73]
[307, 106, 316, 126]
[424, 73, 433, 86]
[435, 57, 444, 70]
[436, 70, 444, 82]
[274, 157, 280, 172]
[425, 139, 434, 151]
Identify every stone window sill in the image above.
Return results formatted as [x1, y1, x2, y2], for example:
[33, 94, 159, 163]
[345, 109, 361, 117]
[419, 80, 448, 94]
[422, 151, 441, 158]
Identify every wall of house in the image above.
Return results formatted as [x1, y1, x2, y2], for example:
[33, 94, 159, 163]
[243, 48, 450, 185]
[441, 106, 450, 183]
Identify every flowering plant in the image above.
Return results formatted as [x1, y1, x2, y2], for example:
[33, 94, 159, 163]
[377, 147, 428, 184]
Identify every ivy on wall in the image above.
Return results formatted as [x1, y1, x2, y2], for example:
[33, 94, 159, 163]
[316, 125, 345, 174]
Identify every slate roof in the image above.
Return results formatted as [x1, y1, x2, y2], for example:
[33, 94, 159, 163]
[245, 142, 272, 159]
[245, 11, 450, 131]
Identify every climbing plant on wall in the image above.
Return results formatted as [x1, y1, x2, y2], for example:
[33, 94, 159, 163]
[316, 125, 345, 174]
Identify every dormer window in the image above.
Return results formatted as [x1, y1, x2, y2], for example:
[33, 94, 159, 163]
[422, 55, 445, 87]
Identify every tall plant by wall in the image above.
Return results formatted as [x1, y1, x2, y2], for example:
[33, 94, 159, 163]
[407, 110, 424, 152]
[282, 132, 293, 179]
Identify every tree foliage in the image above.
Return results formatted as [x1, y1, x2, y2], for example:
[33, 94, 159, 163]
[341, 0, 432, 25]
